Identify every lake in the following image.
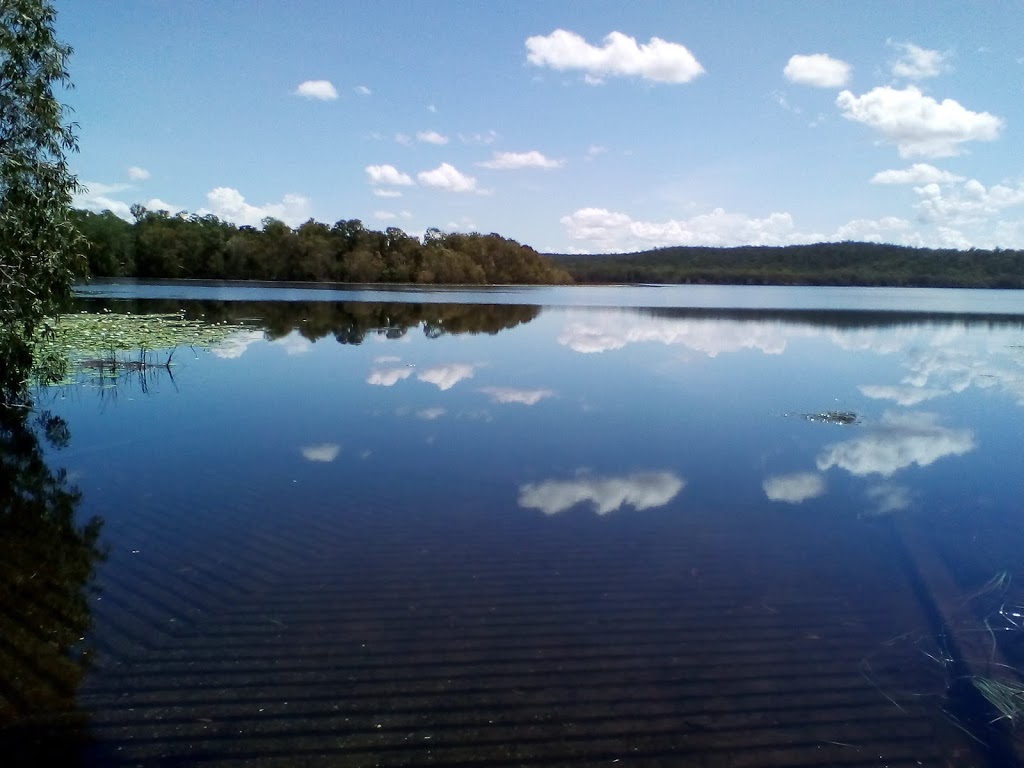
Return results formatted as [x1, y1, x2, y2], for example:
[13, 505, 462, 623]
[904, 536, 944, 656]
[6, 281, 1024, 766]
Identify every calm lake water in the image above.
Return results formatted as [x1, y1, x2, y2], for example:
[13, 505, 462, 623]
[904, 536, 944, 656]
[8, 281, 1024, 766]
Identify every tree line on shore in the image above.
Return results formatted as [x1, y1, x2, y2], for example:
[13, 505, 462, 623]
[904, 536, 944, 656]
[75, 207, 1024, 289]
[550, 242, 1024, 288]
[72, 207, 573, 285]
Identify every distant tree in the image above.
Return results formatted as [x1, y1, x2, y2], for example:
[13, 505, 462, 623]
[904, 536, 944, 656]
[0, 0, 84, 399]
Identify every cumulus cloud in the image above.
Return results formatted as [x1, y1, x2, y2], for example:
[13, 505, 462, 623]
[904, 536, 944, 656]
[890, 42, 950, 80]
[365, 164, 414, 186]
[199, 187, 310, 227]
[459, 130, 499, 145]
[127, 166, 150, 181]
[295, 80, 339, 100]
[274, 334, 313, 356]
[417, 163, 479, 193]
[519, 470, 686, 516]
[870, 163, 965, 185]
[478, 150, 564, 170]
[480, 387, 554, 405]
[417, 130, 449, 145]
[561, 207, 816, 252]
[816, 411, 975, 477]
[763, 473, 826, 503]
[831, 217, 916, 244]
[373, 189, 403, 198]
[836, 86, 1003, 157]
[354, 85, 372, 96]
[301, 443, 340, 462]
[525, 29, 704, 84]
[783, 53, 851, 88]
[417, 363, 478, 391]
[367, 366, 413, 387]
[914, 178, 1024, 228]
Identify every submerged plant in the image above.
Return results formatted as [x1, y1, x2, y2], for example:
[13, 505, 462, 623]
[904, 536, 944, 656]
[971, 677, 1024, 725]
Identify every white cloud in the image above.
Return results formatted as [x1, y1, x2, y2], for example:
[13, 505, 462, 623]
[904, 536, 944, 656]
[273, 334, 313, 356]
[373, 188, 403, 198]
[354, 85, 372, 96]
[365, 164, 414, 186]
[301, 443, 340, 462]
[561, 207, 816, 252]
[831, 217, 916, 244]
[783, 53, 851, 88]
[417, 130, 449, 145]
[870, 163, 965, 185]
[367, 367, 413, 387]
[418, 363, 478, 390]
[763, 472, 826, 503]
[586, 144, 608, 159]
[816, 411, 975, 477]
[890, 41, 950, 80]
[858, 384, 947, 406]
[295, 80, 339, 100]
[459, 130, 499, 145]
[914, 178, 1024, 228]
[375, 355, 402, 364]
[416, 407, 446, 420]
[480, 387, 554, 405]
[525, 29, 704, 84]
[373, 210, 397, 221]
[519, 470, 685, 516]
[417, 163, 479, 193]
[395, 133, 412, 146]
[127, 166, 150, 181]
[199, 187, 310, 227]
[478, 150, 564, 170]
[836, 86, 1003, 157]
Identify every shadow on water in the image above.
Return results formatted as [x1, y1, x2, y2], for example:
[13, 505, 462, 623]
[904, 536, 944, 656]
[0, 400, 106, 764]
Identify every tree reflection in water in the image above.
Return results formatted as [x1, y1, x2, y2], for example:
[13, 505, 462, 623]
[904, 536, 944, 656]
[0, 399, 105, 762]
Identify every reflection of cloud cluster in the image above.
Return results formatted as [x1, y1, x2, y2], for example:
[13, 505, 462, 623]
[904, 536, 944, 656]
[480, 387, 554, 405]
[858, 384, 946, 406]
[817, 411, 975, 477]
[866, 483, 912, 515]
[416, 407, 446, 420]
[274, 334, 312, 356]
[418, 364, 478, 391]
[559, 315, 807, 356]
[211, 330, 265, 359]
[367, 367, 413, 387]
[518, 470, 685, 516]
[763, 472, 826, 503]
[301, 443, 340, 462]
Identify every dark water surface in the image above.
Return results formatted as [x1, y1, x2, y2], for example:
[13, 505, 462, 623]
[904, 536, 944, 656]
[7, 283, 1024, 766]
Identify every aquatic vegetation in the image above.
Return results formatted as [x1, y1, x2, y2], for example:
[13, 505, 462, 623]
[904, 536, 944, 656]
[31, 310, 252, 384]
[971, 677, 1024, 725]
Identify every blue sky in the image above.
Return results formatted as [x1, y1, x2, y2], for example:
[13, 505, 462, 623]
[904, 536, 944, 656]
[57, 1, 1024, 253]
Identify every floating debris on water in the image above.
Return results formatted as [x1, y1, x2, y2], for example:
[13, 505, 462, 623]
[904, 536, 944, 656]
[783, 410, 860, 425]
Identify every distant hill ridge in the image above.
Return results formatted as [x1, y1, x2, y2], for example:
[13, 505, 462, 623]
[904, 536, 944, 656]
[549, 241, 1024, 288]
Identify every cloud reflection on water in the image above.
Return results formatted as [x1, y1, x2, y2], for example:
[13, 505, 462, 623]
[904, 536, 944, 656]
[762, 472, 826, 503]
[518, 470, 685, 516]
[417, 363, 479, 391]
[301, 443, 341, 462]
[480, 387, 554, 405]
[816, 411, 975, 477]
